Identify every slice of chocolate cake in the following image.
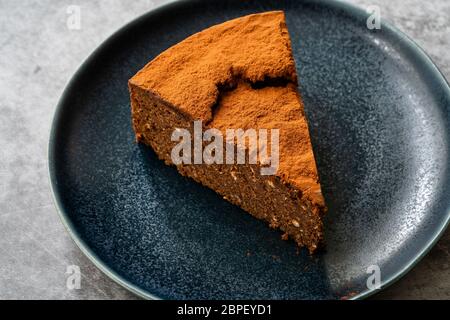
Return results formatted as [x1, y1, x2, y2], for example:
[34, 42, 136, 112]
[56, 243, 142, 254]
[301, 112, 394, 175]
[128, 11, 326, 253]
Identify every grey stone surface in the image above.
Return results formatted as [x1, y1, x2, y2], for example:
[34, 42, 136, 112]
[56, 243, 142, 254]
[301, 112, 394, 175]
[0, 0, 448, 299]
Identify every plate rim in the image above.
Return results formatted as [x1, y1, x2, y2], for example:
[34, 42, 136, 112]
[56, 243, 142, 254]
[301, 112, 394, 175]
[48, 0, 450, 300]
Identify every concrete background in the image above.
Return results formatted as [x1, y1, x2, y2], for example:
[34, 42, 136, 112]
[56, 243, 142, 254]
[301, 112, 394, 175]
[0, 0, 448, 299]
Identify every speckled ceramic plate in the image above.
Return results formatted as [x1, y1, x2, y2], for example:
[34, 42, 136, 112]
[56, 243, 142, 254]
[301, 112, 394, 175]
[49, 0, 450, 299]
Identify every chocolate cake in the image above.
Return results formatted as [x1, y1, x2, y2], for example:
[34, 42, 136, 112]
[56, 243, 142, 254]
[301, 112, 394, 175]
[128, 11, 326, 253]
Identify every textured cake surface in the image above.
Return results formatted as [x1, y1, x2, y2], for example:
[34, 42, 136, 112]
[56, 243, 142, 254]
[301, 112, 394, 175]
[129, 11, 326, 252]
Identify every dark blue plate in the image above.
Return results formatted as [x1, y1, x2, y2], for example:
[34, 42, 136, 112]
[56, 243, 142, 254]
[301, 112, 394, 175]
[49, 0, 450, 299]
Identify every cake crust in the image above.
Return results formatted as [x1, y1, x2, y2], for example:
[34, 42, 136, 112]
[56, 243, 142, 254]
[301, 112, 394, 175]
[129, 11, 326, 253]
